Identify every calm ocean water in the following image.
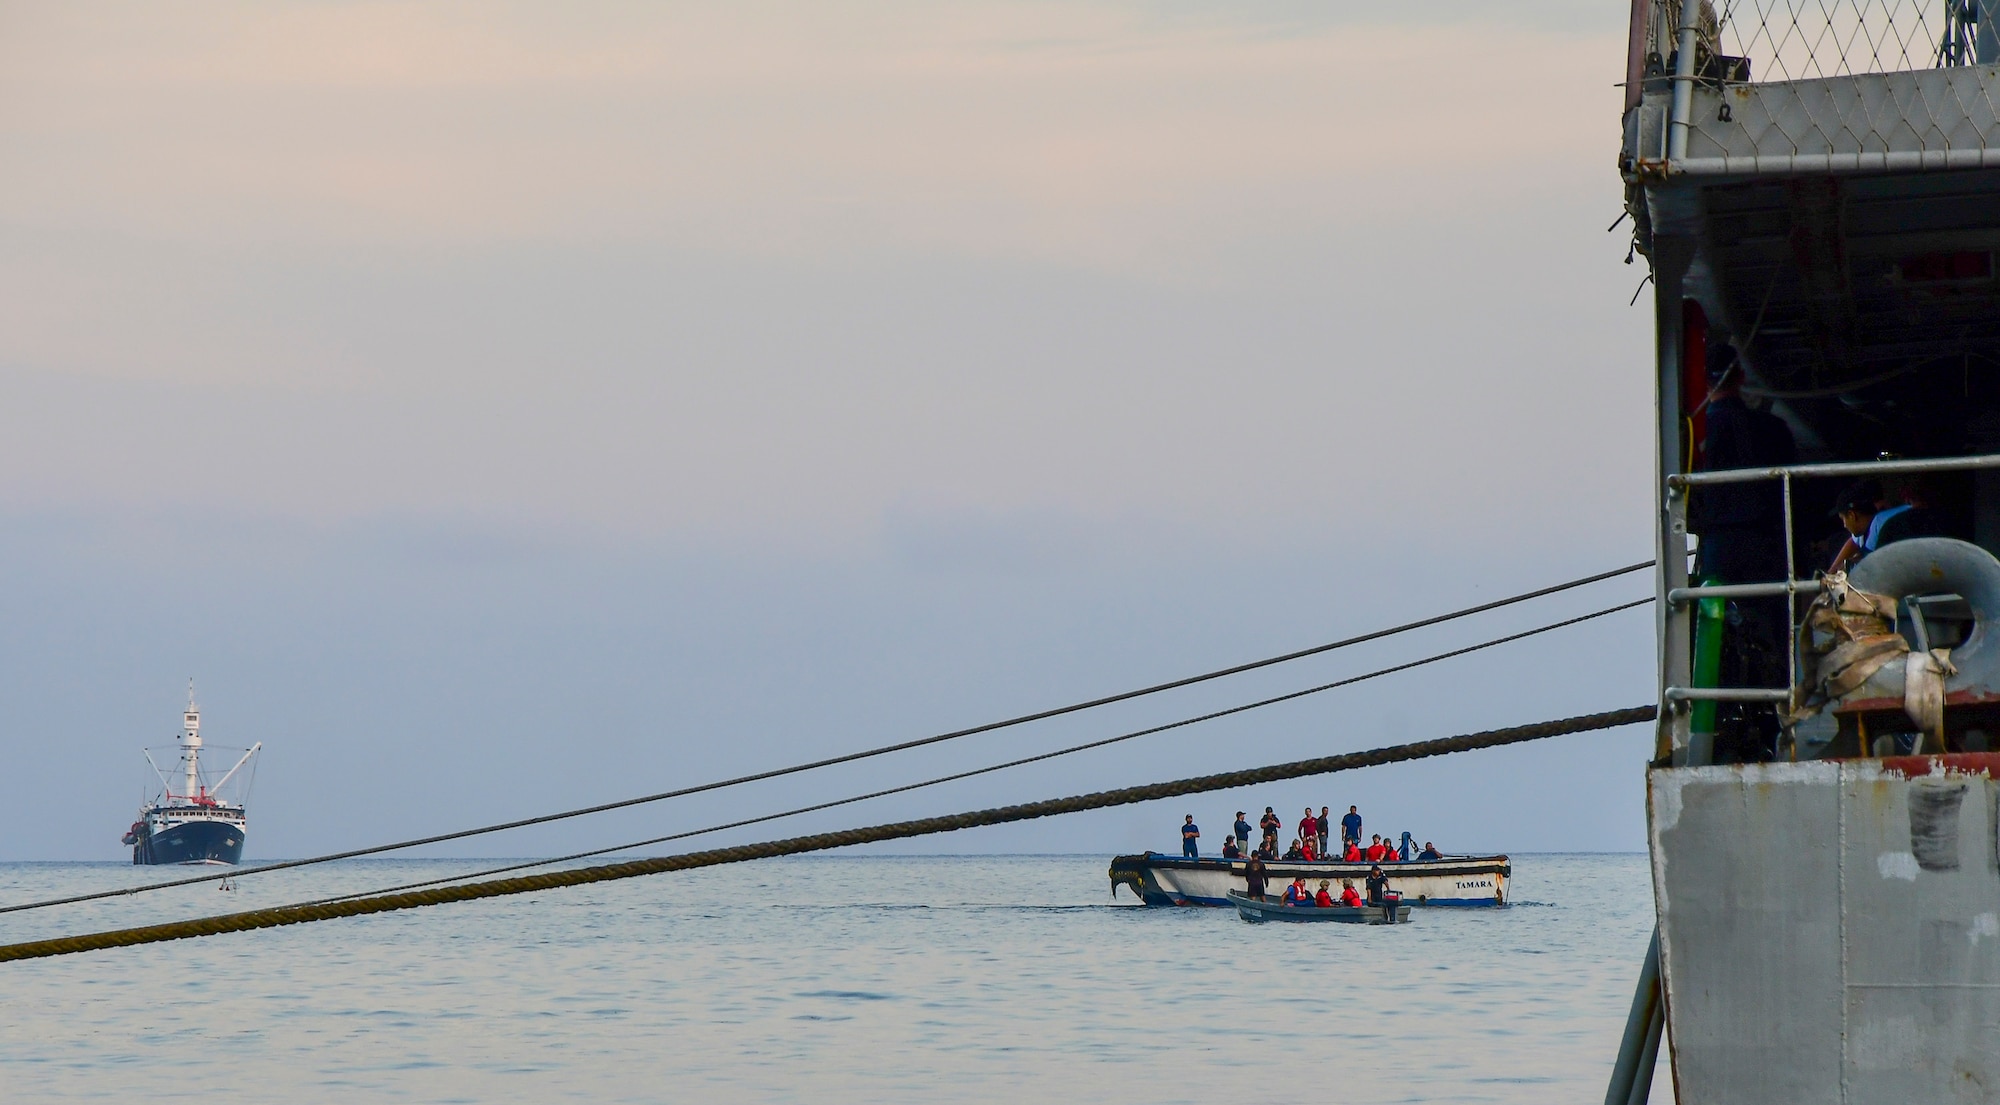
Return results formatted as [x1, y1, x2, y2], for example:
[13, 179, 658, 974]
[0, 854, 1666, 1103]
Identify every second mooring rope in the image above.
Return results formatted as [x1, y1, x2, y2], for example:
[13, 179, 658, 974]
[0, 705, 1653, 964]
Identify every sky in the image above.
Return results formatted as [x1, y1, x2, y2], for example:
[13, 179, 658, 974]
[0, 1, 1659, 863]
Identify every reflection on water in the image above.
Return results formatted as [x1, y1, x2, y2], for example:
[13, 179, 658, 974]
[0, 854, 1664, 1104]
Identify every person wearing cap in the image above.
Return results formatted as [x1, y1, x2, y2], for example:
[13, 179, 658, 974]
[1365, 865, 1390, 906]
[1180, 815, 1200, 858]
[1244, 853, 1269, 900]
[1339, 879, 1363, 907]
[1314, 879, 1335, 907]
[1828, 479, 1886, 573]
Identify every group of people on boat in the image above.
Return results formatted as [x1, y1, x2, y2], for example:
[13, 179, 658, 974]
[1181, 807, 1443, 863]
[1240, 861, 1396, 909]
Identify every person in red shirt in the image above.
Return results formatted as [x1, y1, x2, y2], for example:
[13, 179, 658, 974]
[1365, 834, 1388, 863]
[1339, 880, 1363, 907]
[1343, 839, 1362, 862]
[1299, 808, 1317, 849]
[1314, 880, 1335, 907]
[1299, 836, 1317, 861]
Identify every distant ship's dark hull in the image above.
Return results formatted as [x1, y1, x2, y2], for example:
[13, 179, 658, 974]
[132, 820, 244, 865]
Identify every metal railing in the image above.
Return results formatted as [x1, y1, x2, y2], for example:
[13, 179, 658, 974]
[1627, 1, 2000, 175]
[1659, 452, 2000, 759]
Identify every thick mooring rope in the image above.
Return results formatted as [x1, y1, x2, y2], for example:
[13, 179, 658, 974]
[0, 706, 1653, 964]
[6, 560, 1652, 917]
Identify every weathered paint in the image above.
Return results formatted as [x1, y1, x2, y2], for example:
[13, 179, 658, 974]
[1651, 758, 2000, 1101]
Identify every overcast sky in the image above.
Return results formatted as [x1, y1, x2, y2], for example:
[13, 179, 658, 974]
[0, 1, 1657, 865]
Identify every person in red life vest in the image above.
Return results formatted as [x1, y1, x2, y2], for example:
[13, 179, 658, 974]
[1343, 839, 1362, 862]
[1299, 808, 1317, 851]
[1299, 835, 1317, 861]
[1365, 834, 1388, 863]
[1313, 880, 1335, 907]
[1282, 877, 1311, 906]
[1339, 880, 1363, 907]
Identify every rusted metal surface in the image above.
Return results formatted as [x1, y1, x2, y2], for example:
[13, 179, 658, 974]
[1651, 758, 2000, 1100]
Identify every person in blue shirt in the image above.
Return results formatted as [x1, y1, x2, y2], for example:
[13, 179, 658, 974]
[1417, 841, 1443, 861]
[1181, 815, 1200, 858]
[1233, 811, 1252, 849]
[1340, 806, 1363, 849]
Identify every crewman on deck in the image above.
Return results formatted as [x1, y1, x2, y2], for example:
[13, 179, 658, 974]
[1260, 807, 1282, 842]
[1365, 865, 1390, 906]
[1299, 836, 1317, 861]
[1283, 838, 1305, 861]
[1181, 815, 1200, 858]
[1365, 835, 1388, 863]
[1343, 839, 1362, 862]
[1299, 808, 1318, 852]
[1314, 880, 1335, 907]
[1341, 806, 1363, 849]
[1234, 812, 1253, 849]
[1244, 855, 1269, 900]
[1339, 879, 1363, 907]
[1317, 806, 1332, 856]
[1418, 841, 1442, 861]
[1221, 836, 1242, 860]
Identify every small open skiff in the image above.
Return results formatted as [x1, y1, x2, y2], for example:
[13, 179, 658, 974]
[1228, 890, 1411, 924]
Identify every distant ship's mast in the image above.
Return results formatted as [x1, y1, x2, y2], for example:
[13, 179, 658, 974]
[180, 681, 202, 801]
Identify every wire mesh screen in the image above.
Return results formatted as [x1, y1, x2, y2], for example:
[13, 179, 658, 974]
[1637, 1, 2000, 169]
[1720, 1, 1953, 79]
[1647, 1, 1992, 81]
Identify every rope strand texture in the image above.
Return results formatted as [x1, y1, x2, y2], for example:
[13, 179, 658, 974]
[0, 559, 1651, 916]
[0, 706, 1654, 964]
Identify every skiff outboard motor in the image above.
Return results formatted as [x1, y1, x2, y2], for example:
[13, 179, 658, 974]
[1798, 537, 2000, 744]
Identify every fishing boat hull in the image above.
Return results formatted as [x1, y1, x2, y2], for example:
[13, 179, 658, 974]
[1229, 891, 1411, 924]
[131, 817, 245, 865]
[1108, 852, 1508, 907]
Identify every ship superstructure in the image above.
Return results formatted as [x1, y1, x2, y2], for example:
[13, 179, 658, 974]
[1616, 2, 2000, 1099]
[123, 686, 260, 865]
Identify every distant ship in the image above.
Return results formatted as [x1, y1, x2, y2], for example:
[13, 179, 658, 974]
[122, 686, 261, 865]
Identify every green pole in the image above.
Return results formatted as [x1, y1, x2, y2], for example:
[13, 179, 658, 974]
[1690, 576, 1726, 736]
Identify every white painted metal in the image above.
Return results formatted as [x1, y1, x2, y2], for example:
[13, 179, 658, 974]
[1651, 759, 2000, 1100]
[180, 685, 202, 800]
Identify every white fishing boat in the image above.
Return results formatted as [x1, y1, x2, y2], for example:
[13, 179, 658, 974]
[1108, 851, 1508, 907]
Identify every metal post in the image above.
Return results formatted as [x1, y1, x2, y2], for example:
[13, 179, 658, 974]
[1783, 472, 1798, 753]
[1666, 0, 1704, 163]
[1606, 928, 1665, 1105]
[1625, 0, 1653, 112]
[1655, 244, 1694, 764]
